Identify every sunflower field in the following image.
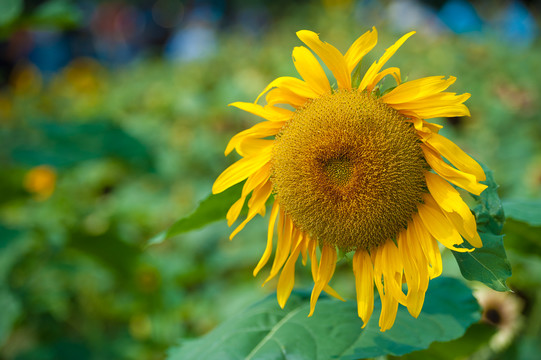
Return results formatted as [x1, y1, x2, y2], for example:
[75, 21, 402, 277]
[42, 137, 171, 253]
[1, 1, 540, 359]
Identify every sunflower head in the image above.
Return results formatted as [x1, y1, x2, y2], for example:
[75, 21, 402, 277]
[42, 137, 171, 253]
[213, 27, 487, 331]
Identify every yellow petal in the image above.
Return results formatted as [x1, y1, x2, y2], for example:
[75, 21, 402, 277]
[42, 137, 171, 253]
[323, 284, 345, 302]
[226, 196, 245, 227]
[388, 91, 471, 118]
[352, 249, 374, 327]
[213, 146, 272, 194]
[296, 30, 351, 89]
[425, 172, 482, 247]
[256, 76, 318, 104]
[292, 46, 331, 95]
[359, 31, 415, 91]
[229, 181, 273, 240]
[367, 67, 401, 93]
[300, 233, 309, 265]
[264, 212, 294, 283]
[229, 102, 292, 122]
[398, 228, 418, 292]
[277, 233, 303, 308]
[422, 144, 487, 195]
[378, 286, 399, 332]
[403, 104, 471, 119]
[423, 132, 486, 182]
[309, 244, 337, 316]
[254, 201, 280, 276]
[380, 240, 406, 305]
[225, 120, 284, 156]
[411, 214, 443, 279]
[418, 194, 473, 252]
[265, 87, 308, 108]
[399, 224, 429, 317]
[344, 27, 378, 74]
[410, 117, 443, 133]
[308, 237, 318, 281]
[237, 139, 274, 157]
[381, 76, 456, 104]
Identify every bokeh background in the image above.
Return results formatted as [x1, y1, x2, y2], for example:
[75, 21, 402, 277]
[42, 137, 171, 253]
[1, 0, 540, 359]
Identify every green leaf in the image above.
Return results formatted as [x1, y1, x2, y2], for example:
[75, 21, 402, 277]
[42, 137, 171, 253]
[452, 233, 512, 291]
[0, 0, 22, 26]
[453, 165, 511, 291]
[148, 183, 243, 246]
[167, 277, 479, 360]
[395, 323, 496, 360]
[502, 199, 541, 227]
[471, 167, 505, 235]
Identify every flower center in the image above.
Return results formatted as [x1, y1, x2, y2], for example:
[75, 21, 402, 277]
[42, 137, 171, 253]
[271, 90, 428, 252]
[323, 156, 353, 187]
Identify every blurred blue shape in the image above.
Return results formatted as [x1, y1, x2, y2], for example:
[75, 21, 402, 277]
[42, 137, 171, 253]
[495, 0, 537, 47]
[164, 5, 218, 62]
[438, 0, 483, 34]
[28, 30, 70, 77]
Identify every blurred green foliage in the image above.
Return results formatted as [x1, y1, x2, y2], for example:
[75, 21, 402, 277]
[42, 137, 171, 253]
[0, 2, 540, 360]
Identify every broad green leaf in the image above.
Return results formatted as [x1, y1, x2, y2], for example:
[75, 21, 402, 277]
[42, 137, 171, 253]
[148, 183, 243, 246]
[452, 233, 511, 291]
[471, 167, 505, 235]
[453, 165, 511, 291]
[168, 277, 479, 360]
[0, 0, 22, 26]
[502, 199, 541, 227]
[395, 323, 496, 360]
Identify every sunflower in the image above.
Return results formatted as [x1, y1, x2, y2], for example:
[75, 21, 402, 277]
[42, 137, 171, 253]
[213, 28, 487, 331]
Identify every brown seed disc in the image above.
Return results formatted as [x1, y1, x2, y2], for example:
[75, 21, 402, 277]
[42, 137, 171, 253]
[271, 90, 428, 251]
